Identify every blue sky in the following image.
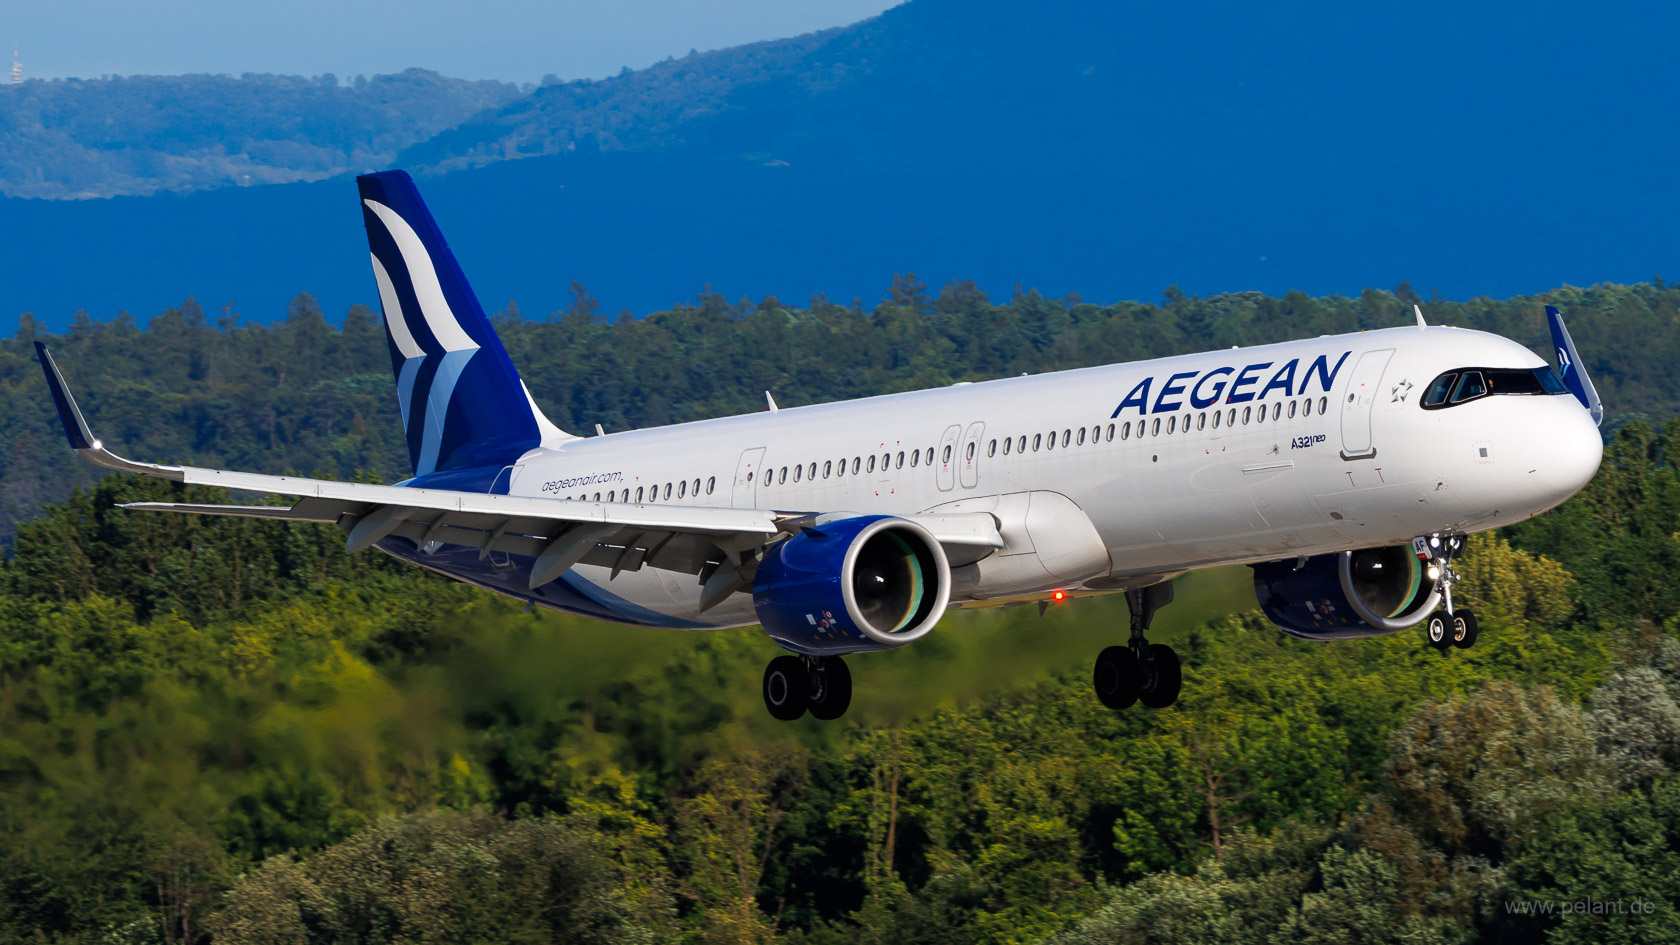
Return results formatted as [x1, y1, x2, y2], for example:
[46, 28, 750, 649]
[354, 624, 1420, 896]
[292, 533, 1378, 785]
[8, 0, 899, 83]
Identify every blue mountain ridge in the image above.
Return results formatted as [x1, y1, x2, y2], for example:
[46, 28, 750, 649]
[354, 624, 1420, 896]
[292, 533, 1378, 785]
[5, 0, 1677, 331]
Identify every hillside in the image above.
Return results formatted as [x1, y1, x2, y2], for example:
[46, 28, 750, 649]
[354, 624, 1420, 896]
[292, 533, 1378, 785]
[4, 0, 1676, 328]
[0, 69, 524, 198]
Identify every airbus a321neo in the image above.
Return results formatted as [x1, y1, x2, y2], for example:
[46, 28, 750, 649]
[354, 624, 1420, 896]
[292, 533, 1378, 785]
[36, 171, 1605, 720]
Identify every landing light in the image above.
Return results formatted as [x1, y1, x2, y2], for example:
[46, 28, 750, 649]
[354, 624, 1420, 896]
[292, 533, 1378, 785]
[1427, 565, 1440, 581]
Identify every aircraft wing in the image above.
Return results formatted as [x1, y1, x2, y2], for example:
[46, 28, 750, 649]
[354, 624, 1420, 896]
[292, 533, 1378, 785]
[36, 343, 1001, 608]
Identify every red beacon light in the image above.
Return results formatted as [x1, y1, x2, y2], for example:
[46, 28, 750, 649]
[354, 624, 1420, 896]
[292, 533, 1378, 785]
[1052, 590, 1066, 602]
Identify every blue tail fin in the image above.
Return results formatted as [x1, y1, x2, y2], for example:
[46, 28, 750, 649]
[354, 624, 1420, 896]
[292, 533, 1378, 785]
[358, 170, 570, 479]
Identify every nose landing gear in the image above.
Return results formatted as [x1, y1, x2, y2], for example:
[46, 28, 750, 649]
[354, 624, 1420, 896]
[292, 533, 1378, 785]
[1417, 533, 1478, 651]
[1094, 582, 1182, 710]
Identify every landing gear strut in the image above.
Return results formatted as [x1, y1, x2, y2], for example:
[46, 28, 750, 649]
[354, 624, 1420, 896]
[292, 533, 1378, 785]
[1094, 582, 1182, 710]
[1418, 533, 1478, 651]
[762, 654, 853, 721]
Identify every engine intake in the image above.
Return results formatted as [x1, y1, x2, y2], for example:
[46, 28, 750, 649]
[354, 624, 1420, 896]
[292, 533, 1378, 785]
[753, 515, 951, 654]
[1251, 545, 1441, 640]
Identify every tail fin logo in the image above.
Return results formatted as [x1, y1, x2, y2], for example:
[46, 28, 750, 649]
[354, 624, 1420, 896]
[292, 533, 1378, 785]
[364, 197, 484, 477]
[357, 170, 570, 480]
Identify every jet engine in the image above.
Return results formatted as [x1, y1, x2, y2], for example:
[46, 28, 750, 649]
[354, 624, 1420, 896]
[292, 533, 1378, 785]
[1251, 545, 1441, 640]
[753, 515, 951, 655]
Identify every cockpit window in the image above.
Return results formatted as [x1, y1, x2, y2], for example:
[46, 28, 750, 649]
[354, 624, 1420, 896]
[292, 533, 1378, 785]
[1424, 373, 1456, 407]
[1451, 371, 1487, 403]
[1421, 366, 1569, 410]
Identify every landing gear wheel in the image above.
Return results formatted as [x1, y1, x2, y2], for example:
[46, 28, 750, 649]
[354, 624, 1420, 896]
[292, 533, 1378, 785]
[762, 655, 809, 721]
[1138, 644, 1182, 709]
[1425, 611, 1454, 650]
[1450, 609, 1479, 649]
[808, 657, 853, 721]
[1094, 645, 1142, 710]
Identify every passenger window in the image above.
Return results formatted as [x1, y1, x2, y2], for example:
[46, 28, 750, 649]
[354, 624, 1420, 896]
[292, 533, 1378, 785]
[1272, 403, 1282, 421]
[925, 447, 935, 465]
[636, 486, 644, 503]
[1121, 421, 1131, 440]
[707, 477, 715, 494]
[807, 464, 815, 481]
[882, 452, 890, 470]
[824, 461, 833, 478]
[1061, 429, 1070, 447]
[1046, 431, 1056, 451]
[1077, 427, 1086, 446]
[853, 457, 861, 475]
[1016, 436, 1026, 453]
[988, 439, 997, 457]
[1304, 399, 1313, 417]
[896, 451, 905, 468]
[1152, 418, 1161, 435]
[910, 450, 919, 467]
[679, 480, 688, 497]
[1107, 423, 1116, 441]
[746, 471, 754, 483]
[1212, 410, 1221, 429]
[1452, 371, 1488, 403]
[966, 442, 976, 460]
[792, 465, 801, 483]
[867, 455, 876, 474]
[1288, 401, 1297, 419]
[1168, 416, 1177, 434]
[1002, 437, 1012, 455]
[1242, 406, 1251, 424]
[1033, 434, 1042, 451]
[1227, 408, 1236, 426]
[1318, 396, 1327, 415]
[664, 483, 673, 499]
[1198, 412, 1207, 430]
[943, 445, 953, 463]
[593, 492, 600, 501]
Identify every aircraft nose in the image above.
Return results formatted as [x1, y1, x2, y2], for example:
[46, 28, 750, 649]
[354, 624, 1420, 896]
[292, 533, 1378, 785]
[1539, 402, 1603, 500]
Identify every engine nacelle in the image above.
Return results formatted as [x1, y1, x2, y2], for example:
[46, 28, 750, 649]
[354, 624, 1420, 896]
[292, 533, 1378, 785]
[1251, 545, 1441, 640]
[753, 515, 952, 655]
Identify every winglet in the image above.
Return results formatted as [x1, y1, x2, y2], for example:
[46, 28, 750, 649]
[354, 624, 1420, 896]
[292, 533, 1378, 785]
[35, 342, 97, 450]
[34, 343, 186, 479]
[1546, 304, 1603, 426]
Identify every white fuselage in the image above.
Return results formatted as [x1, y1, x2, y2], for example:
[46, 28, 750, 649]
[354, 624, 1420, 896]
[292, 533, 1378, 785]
[493, 325, 1602, 628]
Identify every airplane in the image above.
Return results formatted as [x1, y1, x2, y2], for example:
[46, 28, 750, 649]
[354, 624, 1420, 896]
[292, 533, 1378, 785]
[35, 170, 1605, 721]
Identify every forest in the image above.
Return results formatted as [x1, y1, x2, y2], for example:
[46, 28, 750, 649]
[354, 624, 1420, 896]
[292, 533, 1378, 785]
[1, 281, 1678, 942]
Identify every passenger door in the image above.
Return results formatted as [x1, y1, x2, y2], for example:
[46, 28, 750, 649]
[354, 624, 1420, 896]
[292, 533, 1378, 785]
[1339, 349, 1393, 460]
[935, 425, 962, 491]
[959, 422, 986, 489]
[733, 447, 766, 507]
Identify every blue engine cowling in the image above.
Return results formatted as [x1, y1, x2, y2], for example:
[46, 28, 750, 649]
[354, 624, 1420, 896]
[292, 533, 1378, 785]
[753, 515, 952, 655]
[1251, 546, 1441, 640]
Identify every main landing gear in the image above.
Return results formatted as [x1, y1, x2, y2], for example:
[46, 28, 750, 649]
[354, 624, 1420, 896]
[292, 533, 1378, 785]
[762, 654, 853, 721]
[1094, 582, 1182, 710]
[1418, 533, 1479, 651]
